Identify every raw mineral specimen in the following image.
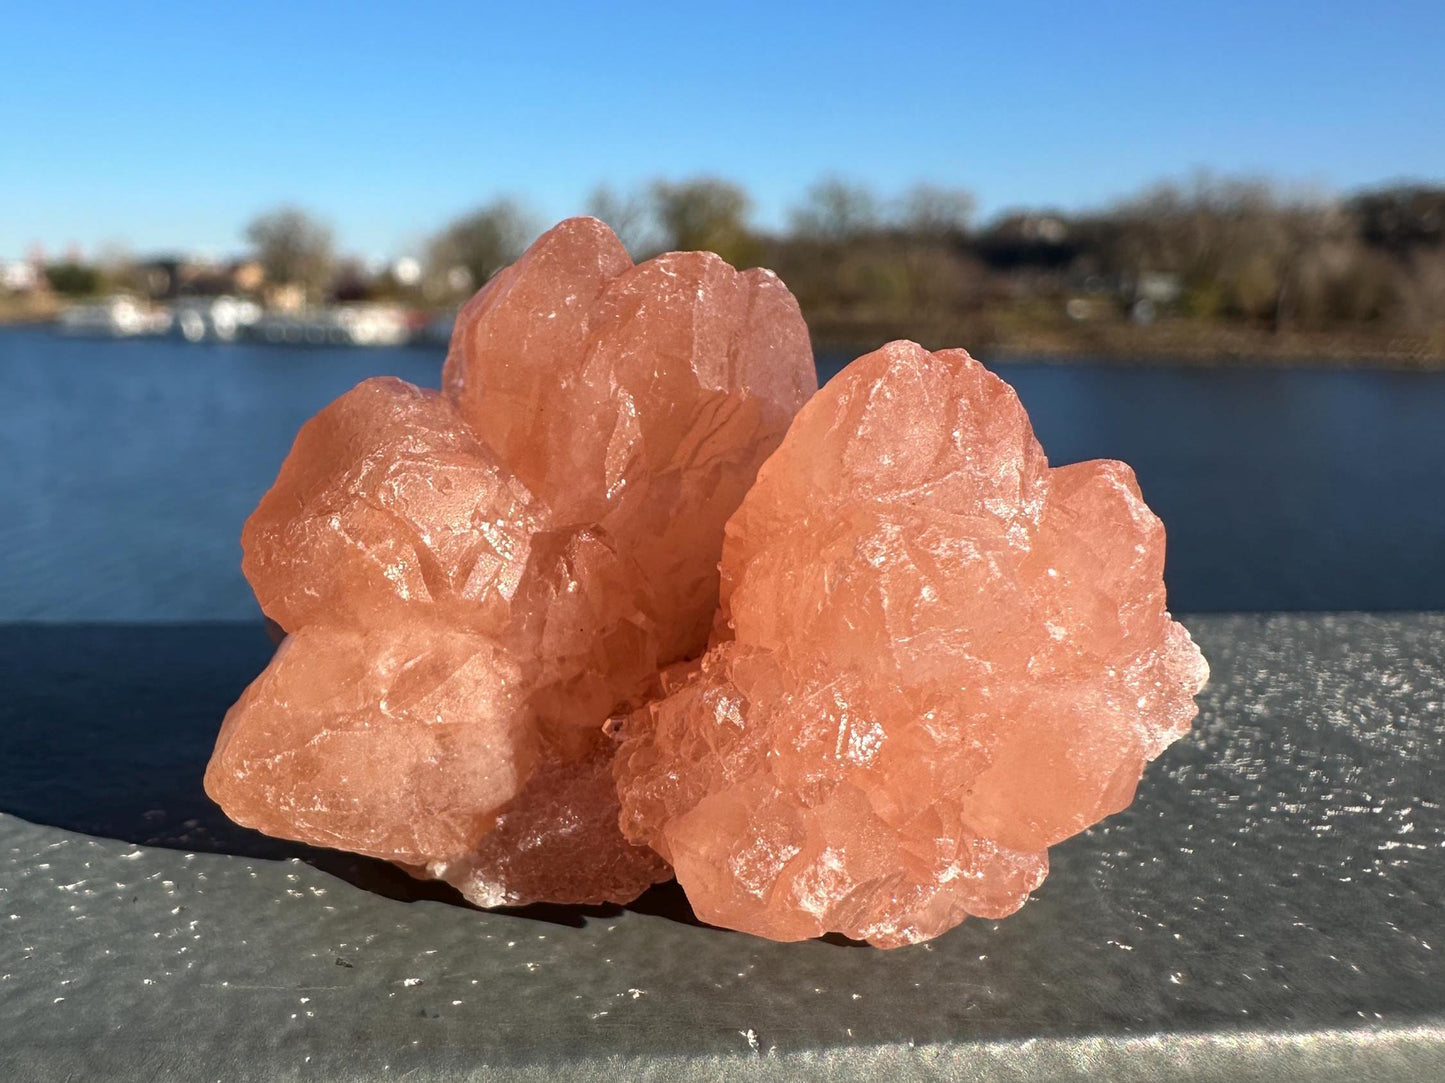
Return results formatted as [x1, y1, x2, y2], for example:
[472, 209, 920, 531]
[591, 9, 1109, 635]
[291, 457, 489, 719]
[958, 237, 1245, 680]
[205, 218, 816, 906]
[612, 341, 1209, 947]
[443, 217, 815, 657]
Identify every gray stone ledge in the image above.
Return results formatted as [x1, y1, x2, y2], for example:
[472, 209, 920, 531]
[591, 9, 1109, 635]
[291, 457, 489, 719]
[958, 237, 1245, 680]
[2, 614, 1443, 1080]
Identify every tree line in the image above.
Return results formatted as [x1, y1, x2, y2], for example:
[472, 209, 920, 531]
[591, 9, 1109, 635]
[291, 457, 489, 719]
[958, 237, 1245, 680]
[33, 174, 1445, 352]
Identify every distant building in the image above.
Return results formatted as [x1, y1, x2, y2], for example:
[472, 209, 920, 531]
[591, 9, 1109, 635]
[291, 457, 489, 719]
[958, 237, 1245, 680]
[978, 213, 1076, 271]
[130, 256, 266, 299]
[230, 260, 264, 294]
[1136, 271, 1182, 305]
[266, 282, 306, 312]
[0, 259, 41, 292]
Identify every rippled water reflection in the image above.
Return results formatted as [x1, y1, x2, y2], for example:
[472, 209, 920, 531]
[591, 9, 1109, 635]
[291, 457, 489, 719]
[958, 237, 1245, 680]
[2, 328, 1441, 619]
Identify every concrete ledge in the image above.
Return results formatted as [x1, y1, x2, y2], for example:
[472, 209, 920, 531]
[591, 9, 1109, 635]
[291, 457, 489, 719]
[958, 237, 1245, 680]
[2, 614, 1443, 1080]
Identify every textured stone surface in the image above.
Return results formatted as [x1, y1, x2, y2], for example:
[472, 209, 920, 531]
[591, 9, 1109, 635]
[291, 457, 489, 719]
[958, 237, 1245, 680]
[206, 218, 814, 905]
[615, 341, 1209, 946]
[4, 616, 1444, 1080]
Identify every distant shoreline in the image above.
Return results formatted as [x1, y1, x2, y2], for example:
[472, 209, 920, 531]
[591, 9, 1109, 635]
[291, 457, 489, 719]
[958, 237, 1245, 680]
[4, 308, 1443, 371]
[810, 317, 1445, 370]
[986, 334, 1445, 370]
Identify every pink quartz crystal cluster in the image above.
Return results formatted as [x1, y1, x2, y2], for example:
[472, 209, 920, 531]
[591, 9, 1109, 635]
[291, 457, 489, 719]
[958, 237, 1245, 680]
[206, 218, 1207, 946]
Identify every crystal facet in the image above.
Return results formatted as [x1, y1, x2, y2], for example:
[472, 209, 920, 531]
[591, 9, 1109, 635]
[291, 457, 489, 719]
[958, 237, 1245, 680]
[612, 341, 1208, 946]
[205, 218, 816, 906]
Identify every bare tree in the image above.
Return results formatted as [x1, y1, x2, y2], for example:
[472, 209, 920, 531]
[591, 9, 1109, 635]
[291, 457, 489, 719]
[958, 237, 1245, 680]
[425, 199, 537, 300]
[244, 207, 334, 302]
[790, 178, 880, 242]
[898, 184, 975, 237]
[585, 184, 654, 255]
[1098, 174, 1353, 324]
[650, 178, 754, 261]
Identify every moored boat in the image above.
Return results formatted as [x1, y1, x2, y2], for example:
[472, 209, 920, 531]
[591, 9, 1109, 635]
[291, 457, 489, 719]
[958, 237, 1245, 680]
[58, 296, 172, 338]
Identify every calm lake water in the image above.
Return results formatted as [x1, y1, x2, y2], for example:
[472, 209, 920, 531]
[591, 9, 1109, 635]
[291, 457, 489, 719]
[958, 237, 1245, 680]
[1, 326, 1441, 619]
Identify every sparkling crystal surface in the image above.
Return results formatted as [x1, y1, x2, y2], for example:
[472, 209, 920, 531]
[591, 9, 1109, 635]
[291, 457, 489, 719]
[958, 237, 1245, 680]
[205, 218, 816, 905]
[613, 341, 1209, 946]
[443, 218, 814, 658]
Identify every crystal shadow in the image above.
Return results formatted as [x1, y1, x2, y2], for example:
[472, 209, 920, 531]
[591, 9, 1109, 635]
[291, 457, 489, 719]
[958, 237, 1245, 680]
[0, 621, 701, 928]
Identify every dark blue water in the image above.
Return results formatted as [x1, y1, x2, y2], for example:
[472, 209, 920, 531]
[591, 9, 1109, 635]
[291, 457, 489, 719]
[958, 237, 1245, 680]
[1, 326, 1441, 619]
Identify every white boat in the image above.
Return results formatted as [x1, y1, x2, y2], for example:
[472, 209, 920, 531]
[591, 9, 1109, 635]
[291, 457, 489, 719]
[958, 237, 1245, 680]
[248, 303, 411, 347]
[171, 296, 262, 342]
[58, 296, 172, 338]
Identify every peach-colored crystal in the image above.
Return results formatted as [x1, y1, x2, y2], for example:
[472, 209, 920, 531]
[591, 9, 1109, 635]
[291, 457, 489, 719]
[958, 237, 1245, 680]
[444, 218, 814, 657]
[205, 217, 816, 906]
[210, 616, 535, 866]
[612, 341, 1209, 946]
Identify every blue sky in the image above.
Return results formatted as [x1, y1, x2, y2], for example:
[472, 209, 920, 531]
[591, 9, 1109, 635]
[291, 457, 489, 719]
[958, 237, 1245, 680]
[2, 1, 1442, 260]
